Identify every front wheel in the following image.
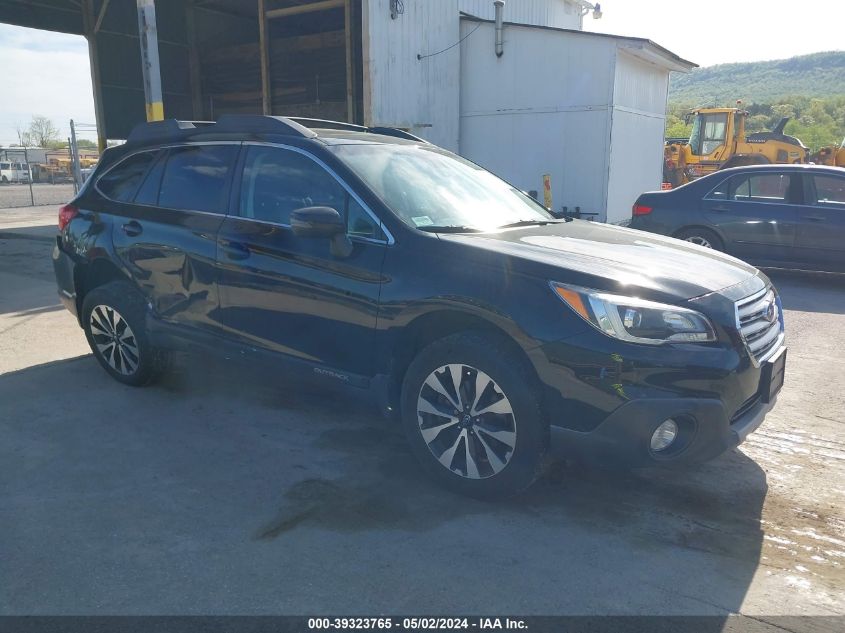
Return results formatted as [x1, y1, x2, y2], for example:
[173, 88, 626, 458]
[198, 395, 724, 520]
[81, 281, 168, 386]
[400, 332, 548, 498]
[675, 227, 724, 251]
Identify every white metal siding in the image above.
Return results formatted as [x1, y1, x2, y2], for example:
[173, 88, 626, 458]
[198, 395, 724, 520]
[362, 0, 582, 149]
[458, 0, 582, 28]
[605, 51, 669, 224]
[613, 50, 668, 114]
[459, 21, 615, 215]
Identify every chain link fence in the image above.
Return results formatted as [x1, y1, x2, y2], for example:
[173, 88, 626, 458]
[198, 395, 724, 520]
[1, 120, 99, 210]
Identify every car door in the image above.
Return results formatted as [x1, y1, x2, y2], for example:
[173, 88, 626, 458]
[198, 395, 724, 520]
[106, 143, 240, 332]
[701, 170, 800, 263]
[793, 172, 845, 272]
[214, 143, 389, 379]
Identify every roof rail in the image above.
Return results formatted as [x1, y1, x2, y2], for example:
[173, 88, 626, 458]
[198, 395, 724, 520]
[215, 114, 317, 138]
[126, 116, 428, 146]
[127, 119, 214, 144]
[368, 127, 430, 143]
[126, 115, 318, 145]
[288, 117, 429, 142]
[289, 117, 369, 132]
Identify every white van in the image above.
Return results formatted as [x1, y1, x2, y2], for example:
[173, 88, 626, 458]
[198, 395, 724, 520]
[0, 161, 31, 184]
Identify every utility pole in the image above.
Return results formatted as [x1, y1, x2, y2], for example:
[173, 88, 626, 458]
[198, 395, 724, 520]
[70, 121, 83, 193]
[137, 0, 164, 121]
[24, 147, 34, 206]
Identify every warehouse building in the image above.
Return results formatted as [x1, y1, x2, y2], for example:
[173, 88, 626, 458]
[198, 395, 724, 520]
[1, 0, 694, 222]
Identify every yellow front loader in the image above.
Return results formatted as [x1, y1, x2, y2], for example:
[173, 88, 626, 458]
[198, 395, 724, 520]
[813, 138, 845, 167]
[663, 107, 809, 187]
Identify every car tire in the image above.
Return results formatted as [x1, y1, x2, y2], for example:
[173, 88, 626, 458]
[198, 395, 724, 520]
[675, 227, 724, 251]
[400, 331, 548, 499]
[81, 280, 168, 386]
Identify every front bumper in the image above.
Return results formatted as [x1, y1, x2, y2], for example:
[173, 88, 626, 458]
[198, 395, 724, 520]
[548, 391, 776, 467]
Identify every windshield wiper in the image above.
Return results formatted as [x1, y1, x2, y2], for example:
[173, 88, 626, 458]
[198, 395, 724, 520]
[497, 218, 570, 228]
[416, 225, 484, 233]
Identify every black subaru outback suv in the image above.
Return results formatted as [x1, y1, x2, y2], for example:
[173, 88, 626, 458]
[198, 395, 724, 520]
[53, 115, 786, 497]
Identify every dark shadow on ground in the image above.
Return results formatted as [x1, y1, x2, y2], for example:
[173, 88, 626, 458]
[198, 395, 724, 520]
[1, 352, 767, 617]
[765, 269, 845, 314]
[0, 230, 60, 315]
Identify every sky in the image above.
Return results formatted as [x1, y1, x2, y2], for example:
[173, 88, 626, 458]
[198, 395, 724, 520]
[1, 0, 844, 145]
[0, 24, 95, 147]
[588, 0, 845, 67]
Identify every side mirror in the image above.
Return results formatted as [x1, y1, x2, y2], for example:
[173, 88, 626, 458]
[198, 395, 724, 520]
[290, 205, 353, 258]
[291, 206, 345, 238]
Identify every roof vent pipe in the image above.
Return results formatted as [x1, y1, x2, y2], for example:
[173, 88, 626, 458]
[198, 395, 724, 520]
[494, 0, 505, 57]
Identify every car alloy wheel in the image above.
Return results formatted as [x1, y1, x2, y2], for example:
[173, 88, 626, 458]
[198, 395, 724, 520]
[684, 235, 712, 248]
[89, 304, 140, 376]
[416, 363, 517, 479]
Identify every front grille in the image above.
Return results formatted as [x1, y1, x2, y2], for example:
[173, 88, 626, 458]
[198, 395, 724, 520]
[735, 287, 783, 363]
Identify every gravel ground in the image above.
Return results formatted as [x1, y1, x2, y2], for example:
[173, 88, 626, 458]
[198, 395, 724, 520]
[0, 208, 843, 621]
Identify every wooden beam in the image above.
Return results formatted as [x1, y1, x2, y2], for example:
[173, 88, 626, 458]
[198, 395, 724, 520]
[202, 30, 344, 65]
[94, 0, 110, 33]
[185, 0, 203, 118]
[361, 0, 371, 126]
[266, 0, 344, 20]
[82, 0, 107, 151]
[258, 0, 271, 114]
[344, 0, 354, 123]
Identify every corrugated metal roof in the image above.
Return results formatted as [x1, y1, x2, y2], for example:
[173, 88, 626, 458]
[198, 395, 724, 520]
[459, 12, 698, 71]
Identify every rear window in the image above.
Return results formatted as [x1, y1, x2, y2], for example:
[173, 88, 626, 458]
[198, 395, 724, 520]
[812, 175, 845, 206]
[97, 151, 159, 202]
[157, 145, 238, 214]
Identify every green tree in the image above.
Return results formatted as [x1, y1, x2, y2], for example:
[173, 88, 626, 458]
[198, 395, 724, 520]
[28, 115, 61, 148]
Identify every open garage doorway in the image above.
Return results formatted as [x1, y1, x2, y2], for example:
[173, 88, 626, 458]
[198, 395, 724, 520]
[200, 0, 364, 123]
[0, 0, 365, 144]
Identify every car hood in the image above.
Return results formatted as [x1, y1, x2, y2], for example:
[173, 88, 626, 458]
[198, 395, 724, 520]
[438, 220, 761, 300]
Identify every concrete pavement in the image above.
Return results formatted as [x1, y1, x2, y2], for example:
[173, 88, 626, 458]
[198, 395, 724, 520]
[1, 209, 843, 618]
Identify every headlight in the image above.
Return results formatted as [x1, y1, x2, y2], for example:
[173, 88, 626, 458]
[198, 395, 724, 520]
[550, 282, 716, 345]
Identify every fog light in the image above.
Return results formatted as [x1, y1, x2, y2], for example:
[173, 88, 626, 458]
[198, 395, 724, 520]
[650, 419, 678, 452]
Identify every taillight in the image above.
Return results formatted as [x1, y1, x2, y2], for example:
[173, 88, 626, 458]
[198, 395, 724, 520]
[632, 204, 653, 216]
[58, 203, 79, 231]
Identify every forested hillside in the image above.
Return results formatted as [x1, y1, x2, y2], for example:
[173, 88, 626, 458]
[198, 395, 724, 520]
[669, 52, 845, 103]
[666, 52, 845, 151]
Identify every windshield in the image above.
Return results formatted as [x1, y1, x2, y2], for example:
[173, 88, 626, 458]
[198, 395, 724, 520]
[688, 113, 728, 156]
[332, 144, 553, 231]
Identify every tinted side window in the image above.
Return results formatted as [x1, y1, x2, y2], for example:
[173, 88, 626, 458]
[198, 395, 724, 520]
[97, 151, 158, 202]
[239, 146, 346, 224]
[158, 145, 238, 214]
[812, 175, 845, 207]
[731, 174, 789, 202]
[705, 177, 731, 200]
[347, 196, 384, 240]
[133, 153, 166, 206]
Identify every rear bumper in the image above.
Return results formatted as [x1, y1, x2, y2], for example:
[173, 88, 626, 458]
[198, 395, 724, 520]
[549, 392, 776, 467]
[52, 238, 79, 321]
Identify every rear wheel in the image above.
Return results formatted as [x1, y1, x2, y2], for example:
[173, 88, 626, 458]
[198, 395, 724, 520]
[675, 227, 724, 251]
[400, 332, 547, 498]
[81, 281, 168, 386]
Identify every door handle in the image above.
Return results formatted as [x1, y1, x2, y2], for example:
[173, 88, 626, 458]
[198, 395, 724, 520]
[222, 241, 250, 260]
[711, 205, 730, 212]
[121, 220, 143, 236]
[805, 215, 825, 222]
